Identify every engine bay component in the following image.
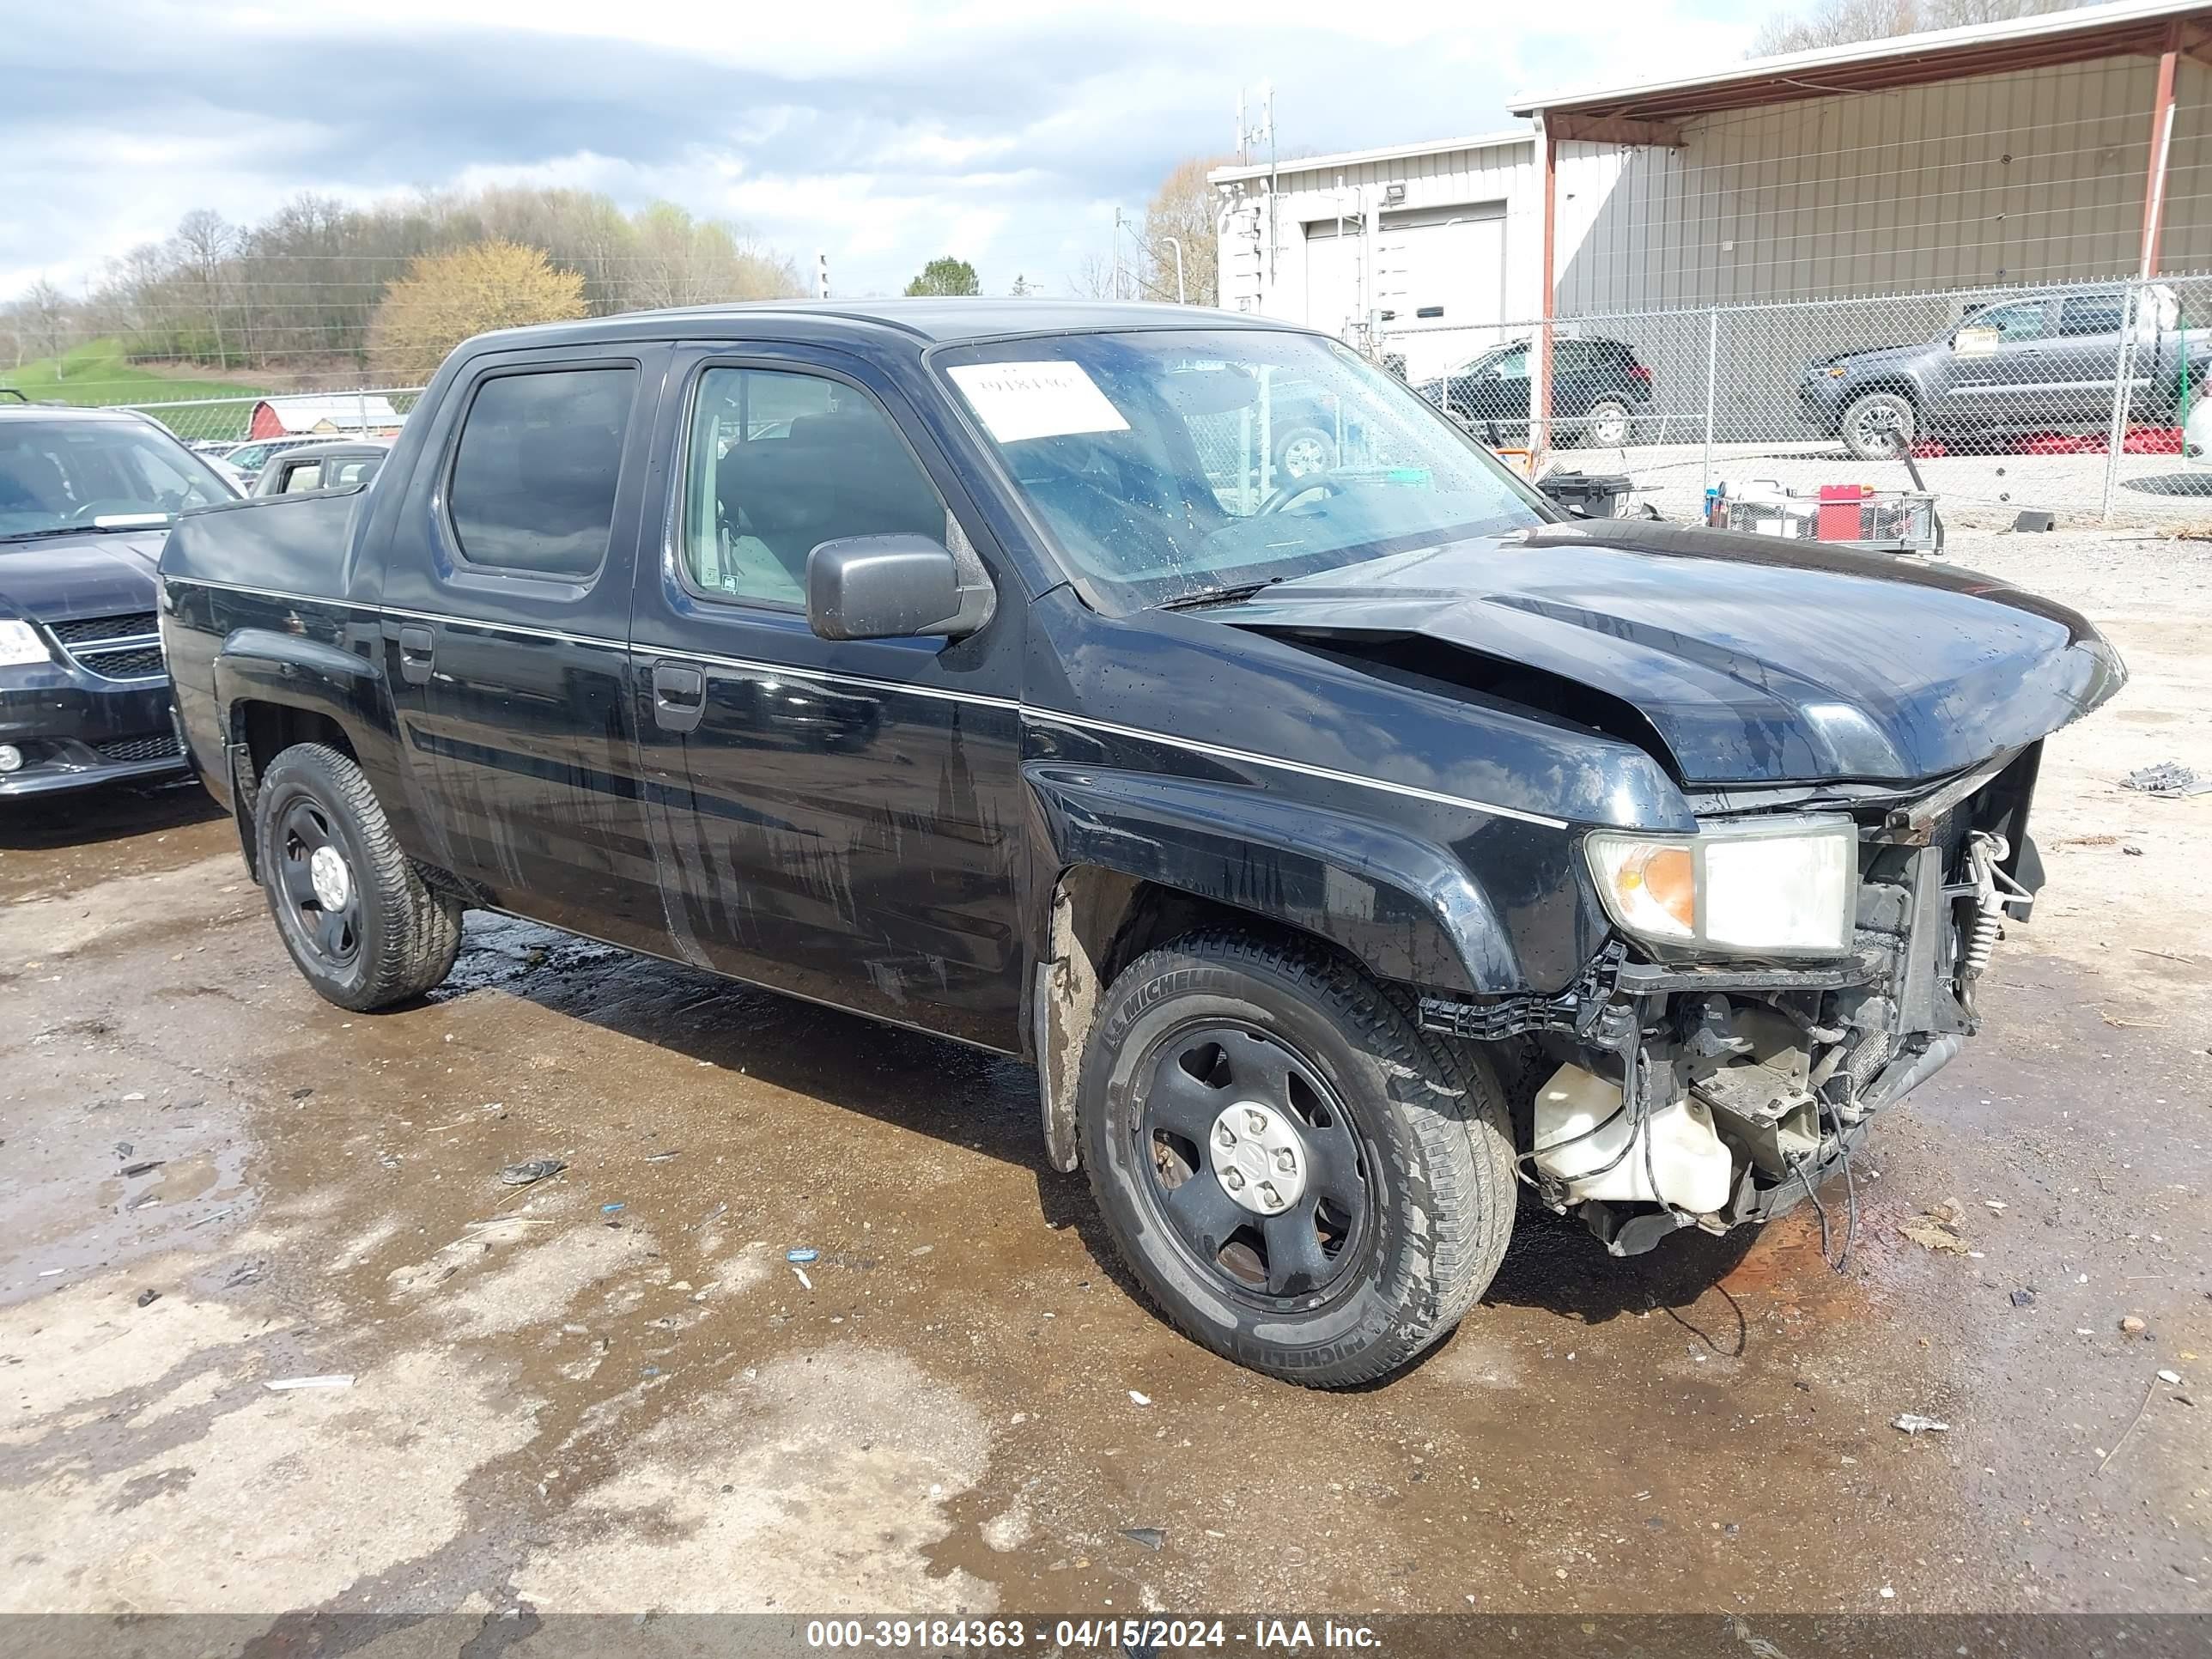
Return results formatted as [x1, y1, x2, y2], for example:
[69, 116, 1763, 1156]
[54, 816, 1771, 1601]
[1531, 1063, 1735, 1214]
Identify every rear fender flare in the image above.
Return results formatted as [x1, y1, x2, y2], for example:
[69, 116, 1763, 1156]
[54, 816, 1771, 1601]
[213, 629, 400, 874]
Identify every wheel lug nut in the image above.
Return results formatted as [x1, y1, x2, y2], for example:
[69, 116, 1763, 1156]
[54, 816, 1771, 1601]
[1245, 1109, 1268, 1134]
[1259, 1182, 1280, 1208]
[1224, 1169, 1245, 1191]
[1215, 1125, 1236, 1149]
[1274, 1149, 1295, 1173]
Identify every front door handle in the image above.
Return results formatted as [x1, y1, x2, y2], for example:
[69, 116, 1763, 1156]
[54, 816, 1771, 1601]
[397, 624, 434, 685]
[653, 661, 706, 733]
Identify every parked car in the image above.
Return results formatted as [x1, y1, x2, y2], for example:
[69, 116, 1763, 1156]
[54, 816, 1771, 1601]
[211, 434, 335, 486]
[251, 440, 391, 497]
[1800, 283, 2212, 459]
[0, 404, 240, 796]
[1415, 336, 1653, 447]
[162, 301, 2121, 1386]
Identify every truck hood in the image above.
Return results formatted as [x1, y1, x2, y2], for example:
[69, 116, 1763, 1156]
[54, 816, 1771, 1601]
[0, 531, 165, 623]
[1218, 522, 2125, 787]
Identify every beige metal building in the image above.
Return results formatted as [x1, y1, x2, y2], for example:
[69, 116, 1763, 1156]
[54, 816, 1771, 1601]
[1215, 0, 2212, 391]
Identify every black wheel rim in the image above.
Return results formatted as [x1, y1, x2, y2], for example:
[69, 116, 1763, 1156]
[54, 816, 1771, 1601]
[275, 795, 361, 968]
[1132, 1022, 1371, 1308]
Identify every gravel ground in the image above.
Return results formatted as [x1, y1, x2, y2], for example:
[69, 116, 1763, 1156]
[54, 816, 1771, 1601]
[0, 525, 2205, 1638]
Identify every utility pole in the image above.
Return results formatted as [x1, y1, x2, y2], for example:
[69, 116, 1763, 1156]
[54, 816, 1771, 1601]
[815, 251, 830, 301]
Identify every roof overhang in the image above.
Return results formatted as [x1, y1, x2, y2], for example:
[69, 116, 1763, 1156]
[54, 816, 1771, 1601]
[1512, 0, 2212, 131]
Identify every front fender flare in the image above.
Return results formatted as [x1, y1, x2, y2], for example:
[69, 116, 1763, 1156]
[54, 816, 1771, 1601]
[1027, 763, 1529, 997]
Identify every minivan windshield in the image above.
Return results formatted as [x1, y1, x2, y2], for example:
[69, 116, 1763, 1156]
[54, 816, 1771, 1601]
[0, 417, 236, 543]
[935, 329, 1551, 612]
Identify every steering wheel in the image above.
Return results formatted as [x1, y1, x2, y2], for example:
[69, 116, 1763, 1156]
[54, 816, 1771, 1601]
[65, 498, 154, 524]
[1257, 475, 1346, 515]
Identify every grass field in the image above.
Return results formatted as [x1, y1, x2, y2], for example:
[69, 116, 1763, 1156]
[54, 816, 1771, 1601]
[1, 339, 270, 439]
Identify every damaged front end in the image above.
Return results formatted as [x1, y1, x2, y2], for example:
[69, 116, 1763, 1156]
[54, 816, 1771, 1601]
[1419, 745, 2046, 1257]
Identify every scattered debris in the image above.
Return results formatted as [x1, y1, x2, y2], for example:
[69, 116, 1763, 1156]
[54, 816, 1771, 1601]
[787, 1248, 819, 1263]
[600, 1202, 625, 1215]
[792, 1266, 813, 1291]
[119, 1161, 162, 1178]
[1121, 1527, 1166, 1551]
[186, 1206, 238, 1230]
[1898, 1216, 1968, 1254]
[1128, 1390, 1152, 1407]
[2119, 762, 2212, 799]
[265, 1375, 354, 1391]
[697, 1202, 727, 1228]
[2122, 1316, 2148, 1336]
[2160, 1369, 2184, 1385]
[643, 1151, 680, 1163]
[499, 1158, 564, 1188]
[2097, 1377, 2161, 1476]
[1983, 1199, 2008, 1212]
[1892, 1413, 1950, 1435]
[2010, 1290, 2036, 1308]
[2011, 509, 2056, 533]
[136, 1289, 161, 1308]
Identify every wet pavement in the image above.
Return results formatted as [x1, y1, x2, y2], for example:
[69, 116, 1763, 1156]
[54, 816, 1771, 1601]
[1, 531, 2208, 1625]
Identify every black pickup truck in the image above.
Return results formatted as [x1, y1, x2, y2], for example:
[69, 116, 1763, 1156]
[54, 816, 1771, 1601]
[161, 301, 2124, 1387]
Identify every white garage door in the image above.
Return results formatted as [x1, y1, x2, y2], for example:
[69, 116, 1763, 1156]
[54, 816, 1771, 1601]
[1302, 221, 1364, 343]
[1375, 204, 1506, 382]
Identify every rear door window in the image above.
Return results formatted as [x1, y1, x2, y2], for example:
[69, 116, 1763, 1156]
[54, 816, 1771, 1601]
[447, 368, 639, 578]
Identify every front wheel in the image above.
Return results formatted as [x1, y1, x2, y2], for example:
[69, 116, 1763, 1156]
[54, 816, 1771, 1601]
[1079, 930, 1516, 1387]
[1841, 389, 1917, 459]
[255, 742, 463, 1012]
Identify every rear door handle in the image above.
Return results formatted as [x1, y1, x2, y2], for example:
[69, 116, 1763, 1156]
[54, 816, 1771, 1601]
[397, 624, 434, 685]
[653, 661, 706, 733]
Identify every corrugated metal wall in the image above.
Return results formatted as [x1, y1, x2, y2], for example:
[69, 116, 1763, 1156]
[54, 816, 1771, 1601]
[1554, 53, 2212, 312]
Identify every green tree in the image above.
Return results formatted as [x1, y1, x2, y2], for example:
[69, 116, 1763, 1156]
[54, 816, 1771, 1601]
[905, 257, 981, 297]
[367, 240, 586, 381]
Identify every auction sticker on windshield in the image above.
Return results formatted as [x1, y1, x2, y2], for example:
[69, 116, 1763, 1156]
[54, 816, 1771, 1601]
[947, 361, 1131, 444]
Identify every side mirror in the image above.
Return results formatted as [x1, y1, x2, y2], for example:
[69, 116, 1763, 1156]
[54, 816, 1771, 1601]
[806, 534, 977, 641]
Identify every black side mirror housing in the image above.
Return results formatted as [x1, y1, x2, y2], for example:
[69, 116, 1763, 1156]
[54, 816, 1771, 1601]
[805, 534, 988, 641]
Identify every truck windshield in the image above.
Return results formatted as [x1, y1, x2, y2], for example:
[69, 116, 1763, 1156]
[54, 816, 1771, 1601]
[934, 328, 1551, 612]
[0, 419, 235, 543]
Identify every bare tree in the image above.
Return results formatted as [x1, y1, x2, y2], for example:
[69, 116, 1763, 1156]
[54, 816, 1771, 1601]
[1140, 156, 1231, 307]
[17, 280, 72, 373]
[1068, 252, 1121, 300]
[1751, 0, 2084, 53]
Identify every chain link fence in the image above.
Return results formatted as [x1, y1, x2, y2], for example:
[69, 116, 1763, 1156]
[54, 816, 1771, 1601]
[108, 386, 426, 447]
[1382, 273, 2212, 527]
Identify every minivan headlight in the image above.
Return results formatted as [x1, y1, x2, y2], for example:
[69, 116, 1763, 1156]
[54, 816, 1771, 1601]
[0, 620, 52, 668]
[1586, 818, 1856, 955]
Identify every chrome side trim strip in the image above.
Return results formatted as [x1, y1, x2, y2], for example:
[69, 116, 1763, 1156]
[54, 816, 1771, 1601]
[1023, 708, 1570, 829]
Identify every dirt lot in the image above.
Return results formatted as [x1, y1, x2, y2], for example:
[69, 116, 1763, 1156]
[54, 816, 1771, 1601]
[2, 526, 2209, 1633]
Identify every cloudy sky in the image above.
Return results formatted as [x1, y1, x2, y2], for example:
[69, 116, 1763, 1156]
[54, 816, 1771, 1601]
[4, 0, 1769, 301]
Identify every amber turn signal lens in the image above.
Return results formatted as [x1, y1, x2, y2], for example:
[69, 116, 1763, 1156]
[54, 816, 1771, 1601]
[1618, 844, 1695, 933]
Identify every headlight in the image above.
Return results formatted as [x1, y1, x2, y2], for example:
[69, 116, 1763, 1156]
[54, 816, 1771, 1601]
[1586, 817, 1856, 956]
[0, 620, 52, 668]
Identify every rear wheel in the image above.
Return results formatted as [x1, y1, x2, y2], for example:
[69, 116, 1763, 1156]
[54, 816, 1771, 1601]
[1580, 398, 1633, 447]
[255, 743, 462, 1012]
[1273, 425, 1337, 482]
[1079, 929, 1516, 1387]
[1841, 389, 1916, 459]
